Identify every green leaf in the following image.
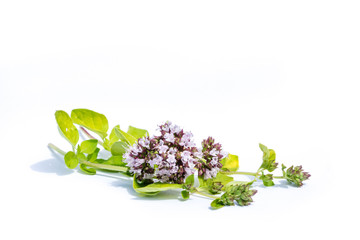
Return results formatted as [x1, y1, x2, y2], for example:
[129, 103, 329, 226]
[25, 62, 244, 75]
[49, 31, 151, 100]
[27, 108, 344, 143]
[259, 173, 275, 187]
[183, 174, 195, 191]
[181, 190, 190, 200]
[211, 199, 225, 209]
[133, 176, 182, 195]
[71, 109, 109, 140]
[198, 172, 234, 194]
[185, 174, 195, 186]
[127, 126, 149, 139]
[80, 139, 98, 154]
[103, 125, 122, 151]
[55, 110, 79, 147]
[111, 141, 128, 156]
[64, 151, 79, 169]
[87, 148, 100, 162]
[259, 143, 278, 172]
[269, 149, 276, 162]
[114, 127, 137, 145]
[76, 152, 87, 162]
[221, 154, 239, 171]
[80, 164, 96, 175]
[107, 156, 127, 166]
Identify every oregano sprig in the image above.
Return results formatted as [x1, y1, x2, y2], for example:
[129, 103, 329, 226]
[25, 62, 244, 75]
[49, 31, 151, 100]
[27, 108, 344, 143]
[49, 108, 310, 209]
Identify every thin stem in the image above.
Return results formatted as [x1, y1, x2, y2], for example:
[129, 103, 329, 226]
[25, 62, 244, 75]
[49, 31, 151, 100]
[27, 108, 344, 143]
[273, 176, 285, 179]
[193, 189, 218, 199]
[220, 170, 285, 182]
[81, 160, 128, 172]
[48, 143, 66, 155]
[221, 171, 257, 176]
[80, 127, 104, 146]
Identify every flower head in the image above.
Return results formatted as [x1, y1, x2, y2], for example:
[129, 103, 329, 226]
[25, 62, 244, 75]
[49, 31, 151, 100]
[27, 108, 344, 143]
[197, 137, 227, 179]
[123, 121, 199, 184]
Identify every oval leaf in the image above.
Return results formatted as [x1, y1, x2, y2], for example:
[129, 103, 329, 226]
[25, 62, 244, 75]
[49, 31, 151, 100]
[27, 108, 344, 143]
[64, 151, 79, 169]
[114, 127, 137, 145]
[221, 154, 239, 172]
[80, 139, 98, 154]
[181, 190, 190, 200]
[127, 126, 149, 139]
[71, 109, 109, 140]
[55, 110, 79, 147]
[111, 141, 128, 156]
[185, 174, 195, 186]
[211, 199, 225, 209]
[133, 176, 182, 195]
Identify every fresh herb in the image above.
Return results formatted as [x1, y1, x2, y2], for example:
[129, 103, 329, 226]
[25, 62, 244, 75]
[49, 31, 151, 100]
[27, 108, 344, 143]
[49, 108, 310, 209]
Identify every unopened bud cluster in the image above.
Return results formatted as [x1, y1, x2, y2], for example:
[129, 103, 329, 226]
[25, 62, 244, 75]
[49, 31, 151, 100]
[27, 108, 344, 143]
[285, 165, 311, 187]
[218, 184, 257, 206]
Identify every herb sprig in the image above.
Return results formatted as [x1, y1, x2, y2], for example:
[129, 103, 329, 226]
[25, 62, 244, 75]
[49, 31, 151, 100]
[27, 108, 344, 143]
[49, 108, 310, 209]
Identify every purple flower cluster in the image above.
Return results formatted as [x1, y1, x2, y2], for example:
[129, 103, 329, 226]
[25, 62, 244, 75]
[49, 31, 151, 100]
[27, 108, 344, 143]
[197, 137, 228, 179]
[123, 121, 201, 184]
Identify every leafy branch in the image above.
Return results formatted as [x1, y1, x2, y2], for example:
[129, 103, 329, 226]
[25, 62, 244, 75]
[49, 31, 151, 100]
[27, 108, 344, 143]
[49, 108, 310, 209]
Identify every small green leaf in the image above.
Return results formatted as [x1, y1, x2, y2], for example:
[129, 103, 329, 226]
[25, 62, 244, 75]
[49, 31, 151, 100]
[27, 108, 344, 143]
[133, 175, 182, 195]
[103, 125, 122, 151]
[64, 151, 79, 169]
[127, 126, 149, 139]
[269, 149, 276, 161]
[111, 141, 128, 156]
[109, 125, 120, 143]
[76, 152, 87, 162]
[107, 156, 127, 166]
[71, 109, 109, 140]
[211, 199, 225, 209]
[80, 164, 96, 175]
[259, 173, 275, 187]
[259, 143, 270, 159]
[55, 110, 79, 147]
[181, 190, 190, 200]
[198, 172, 234, 194]
[80, 139, 98, 154]
[87, 148, 100, 162]
[183, 174, 195, 191]
[259, 143, 278, 172]
[114, 127, 137, 145]
[221, 154, 239, 171]
[185, 174, 195, 186]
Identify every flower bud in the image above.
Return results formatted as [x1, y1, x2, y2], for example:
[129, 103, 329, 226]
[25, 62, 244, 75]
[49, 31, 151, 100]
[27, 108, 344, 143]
[285, 165, 311, 187]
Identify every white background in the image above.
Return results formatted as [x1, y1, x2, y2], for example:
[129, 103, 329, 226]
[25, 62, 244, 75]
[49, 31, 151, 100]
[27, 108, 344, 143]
[0, 1, 359, 239]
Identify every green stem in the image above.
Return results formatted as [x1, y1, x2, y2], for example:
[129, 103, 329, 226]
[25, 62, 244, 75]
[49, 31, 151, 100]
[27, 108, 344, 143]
[193, 189, 218, 199]
[221, 171, 257, 176]
[48, 143, 128, 173]
[48, 143, 66, 155]
[273, 176, 286, 179]
[220, 170, 285, 181]
[81, 160, 128, 172]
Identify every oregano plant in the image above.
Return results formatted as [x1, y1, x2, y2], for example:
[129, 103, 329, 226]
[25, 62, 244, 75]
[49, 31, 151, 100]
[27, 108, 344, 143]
[49, 108, 310, 209]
